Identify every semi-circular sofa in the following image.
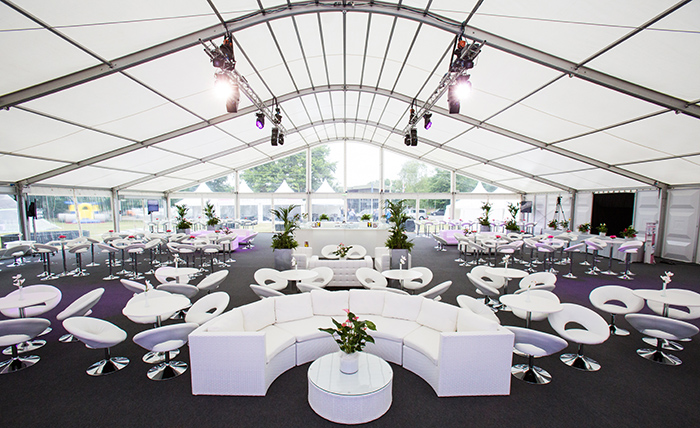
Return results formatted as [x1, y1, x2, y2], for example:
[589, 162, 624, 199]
[188, 289, 514, 397]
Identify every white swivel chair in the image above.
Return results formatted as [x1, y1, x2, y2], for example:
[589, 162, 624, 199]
[254, 268, 287, 291]
[121, 279, 148, 295]
[250, 284, 285, 299]
[519, 272, 557, 290]
[418, 280, 452, 301]
[562, 243, 586, 279]
[589, 285, 644, 336]
[133, 323, 199, 380]
[0, 318, 51, 375]
[584, 239, 605, 275]
[96, 243, 120, 280]
[321, 244, 340, 259]
[297, 283, 329, 293]
[185, 292, 230, 325]
[468, 265, 506, 309]
[456, 295, 501, 324]
[507, 326, 568, 385]
[196, 270, 229, 294]
[617, 240, 643, 280]
[1, 285, 61, 354]
[548, 303, 610, 371]
[56, 288, 105, 342]
[644, 289, 700, 350]
[33, 243, 59, 280]
[69, 243, 91, 277]
[154, 266, 192, 284]
[355, 267, 388, 289]
[403, 267, 433, 294]
[298, 266, 333, 289]
[625, 313, 699, 366]
[346, 245, 367, 259]
[62, 316, 129, 376]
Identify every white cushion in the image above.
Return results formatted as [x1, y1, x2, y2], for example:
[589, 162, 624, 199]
[456, 308, 501, 332]
[275, 316, 339, 342]
[311, 290, 349, 316]
[206, 308, 244, 332]
[370, 315, 421, 341]
[275, 293, 313, 323]
[241, 298, 276, 332]
[382, 293, 424, 321]
[416, 299, 459, 332]
[260, 325, 296, 363]
[403, 326, 442, 365]
[349, 289, 386, 315]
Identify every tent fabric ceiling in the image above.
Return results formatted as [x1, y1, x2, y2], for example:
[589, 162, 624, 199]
[1, 0, 699, 194]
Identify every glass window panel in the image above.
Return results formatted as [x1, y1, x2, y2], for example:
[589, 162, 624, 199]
[169, 197, 203, 232]
[76, 195, 114, 238]
[384, 151, 452, 194]
[347, 198, 380, 223]
[419, 199, 451, 219]
[456, 174, 501, 193]
[312, 198, 344, 222]
[272, 198, 306, 230]
[180, 174, 236, 192]
[0, 194, 21, 244]
[241, 152, 307, 193]
[239, 197, 273, 232]
[26, 195, 81, 242]
[312, 144, 343, 192]
[347, 143, 380, 193]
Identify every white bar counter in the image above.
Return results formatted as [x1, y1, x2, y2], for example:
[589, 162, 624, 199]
[297, 224, 390, 258]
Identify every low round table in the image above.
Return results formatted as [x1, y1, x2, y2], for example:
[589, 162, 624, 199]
[308, 352, 393, 425]
[279, 269, 318, 293]
[382, 269, 420, 289]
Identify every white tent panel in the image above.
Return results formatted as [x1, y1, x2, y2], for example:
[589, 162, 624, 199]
[319, 13, 344, 86]
[128, 176, 192, 193]
[154, 126, 243, 159]
[26, 1, 218, 60]
[496, 177, 558, 194]
[330, 92, 346, 118]
[0, 155, 67, 182]
[521, 77, 661, 131]
[0, 4, 99, 95]
[624, 156, 700, 186]
[423, 114, 471, 144]
[164, 163, 229, 181]
[231, 59, 274, 102]
[402, 0, 431, 10]
[216, 116, 268, 145]
[97, 102, 200, 141]
[421, 149, 470, 170]
[284, 58, 313, 93]
[293, 14, 326, 86]
[554, 131, 667, 165]
[543, 169, 646, 190]
[486, 102, 593, 143]
[299, 94, 323, 123]
[175, 91, 235, 121]
[429, 0, 477, 21]
[93, 148, 194, 174]
[446, 128, 534, 160]
[17, 129, 132, 163]
[588, 2, 700, 100]
[365, 94, 391, 124]
[471, 0, 668, 63]
[497, 149, 592, 176]
[377, 19, 421, 89]
[457, 88, 520, 122]
[0, 108, 91, 153]
[346, 13, 369, 85]
[276, 97, 307, 128]
[316, 92, 334, 121]
[354, 92, 375, 122]
[216, 148, 269, 169]
[460, 163, 523, 182]
[38, 166, 146, 189]
[378, 98, 409, 129]
[604, 112, 700, 156]
[384, 136, 434, 158]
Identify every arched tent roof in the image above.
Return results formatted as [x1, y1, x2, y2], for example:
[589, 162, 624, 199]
[1, 1, 699, 195]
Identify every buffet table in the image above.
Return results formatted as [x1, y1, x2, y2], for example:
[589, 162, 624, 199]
[296, 226, 390, 258]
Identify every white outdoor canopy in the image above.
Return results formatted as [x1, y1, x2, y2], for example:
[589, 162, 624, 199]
[1, 0, 699, 195]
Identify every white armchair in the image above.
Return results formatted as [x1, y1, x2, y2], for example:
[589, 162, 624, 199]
[292, 247, 313, 269]
[374, 247, 412, 271]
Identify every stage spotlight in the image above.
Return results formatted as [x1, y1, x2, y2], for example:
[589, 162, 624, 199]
[447, 75, 471, 114]
[255, 112, 265, 129]
[214, 72, 234, 99]
[225, 83, 240, 113]
[404, 133, 411, 146]
[274, 107, 282, 125]
[278, 131, 284, 145]
[271, 127, 280, 146]
[410, 128, 418, 146]
[423, 113, 432, 130]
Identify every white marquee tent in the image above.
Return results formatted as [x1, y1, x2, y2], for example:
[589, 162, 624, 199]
[1, 1, 699, 261]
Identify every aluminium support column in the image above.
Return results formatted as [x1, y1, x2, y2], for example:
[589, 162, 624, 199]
[111, 189, 119, 233]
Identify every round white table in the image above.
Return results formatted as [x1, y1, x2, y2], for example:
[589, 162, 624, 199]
[485, 267, 528, 294]
[308, 352, 393, 424]
[0, 289, 58, 354]
[382, 269, 420, 289]
[500, 293, 563, 327]
[633, 288, 700, 351]
[599, 237, 626, 275]
[279, 269, 318, 293]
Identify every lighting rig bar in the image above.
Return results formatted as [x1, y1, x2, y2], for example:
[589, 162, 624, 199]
[200, 38, 287, 135]
[401, 36, 484, 135]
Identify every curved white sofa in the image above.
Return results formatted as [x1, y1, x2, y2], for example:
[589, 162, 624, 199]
[189, 289, 514, 397]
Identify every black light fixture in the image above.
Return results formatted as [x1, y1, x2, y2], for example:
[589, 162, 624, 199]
[271, 127, 280, 146]
[423, 112, 432, 130]
[409, 128, 418, 146]
[255, 112, 265, 129]
[225, 83, 240, 113]
[274, 107, 282, 125]
[404, 133, 411, 146]
[447, 75, 471, 115]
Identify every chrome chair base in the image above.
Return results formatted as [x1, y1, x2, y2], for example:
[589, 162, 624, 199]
[0, 354, 40, 374]
[3, 339, 46, 355]
[143, 349, 179, 364]
[102, 274, 120, 281]
[618, 273, 633, 280]
[600, 270, 617, 276]
[511, 364, 552, 385]
[643, 337, 683, 351]
[86, 356, 129, 376]
[147, 360, 188, 381]
[584, 269, 599, 275]
[562, 273, 577, 279]
[560, 353, 601, 371]
[636, 348, 682, 366]
[40, 273, 60, 281]
[609, 326, 630, 336]
[59, 333, 79, 343]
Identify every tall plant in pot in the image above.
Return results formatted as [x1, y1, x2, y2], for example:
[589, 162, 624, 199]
[505, 202, 520, 232]
[478, 202, 492, 232]
[385, 199, 414, 269]
[203, 201, 220, 230]
[175, 204, 192, 233]
[270, 204, 300, 270]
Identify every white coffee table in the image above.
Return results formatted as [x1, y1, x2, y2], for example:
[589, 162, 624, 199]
[308, 352, 393, 424]
[279, 269, 318, 292]
[382, 269, 420, 289]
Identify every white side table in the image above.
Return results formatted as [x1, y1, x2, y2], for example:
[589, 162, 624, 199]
[308, 352, 393, 424]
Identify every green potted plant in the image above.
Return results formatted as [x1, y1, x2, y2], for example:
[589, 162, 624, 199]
[203, 200, 220, 231]
[548, 219, 558, 230]
[270, 204, 300, 270]
[360, 213, 371, 221]
[478, 202, 492, 232]
[319, 309, 376, 374]
[174, 204, 192, 233]
[385, 199, 414, 269]
[319, 213, 330, 221]
[578, 223, 590, 233]
[596, 223, 608, 236]
[621, 225, 637, 239]
[505, 202, 520, 232]
[560, 219, 569, 230]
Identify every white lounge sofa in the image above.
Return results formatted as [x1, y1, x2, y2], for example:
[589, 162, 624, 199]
[189, 289, 514, 397]
[307, 256, 373, 287]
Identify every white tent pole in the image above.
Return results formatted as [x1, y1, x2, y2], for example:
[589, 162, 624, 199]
[73, 189, 83, 237]
[111, 189, 119, 233]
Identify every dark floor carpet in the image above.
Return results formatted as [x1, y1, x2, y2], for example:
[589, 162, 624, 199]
[1, 233, 699, 427]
